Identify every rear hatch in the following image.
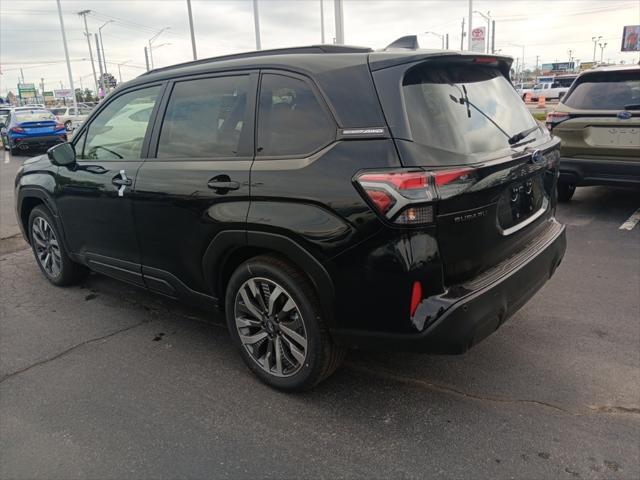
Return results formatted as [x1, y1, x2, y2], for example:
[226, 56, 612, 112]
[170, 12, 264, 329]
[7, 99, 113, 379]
[370, 54, 560, 284]
[548, 68, 640, 160]
[18, 120, 59, 135]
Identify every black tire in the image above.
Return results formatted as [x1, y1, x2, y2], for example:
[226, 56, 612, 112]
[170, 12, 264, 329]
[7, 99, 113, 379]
[8, 141, 17, 156]
[28, 205, 88, 286]
[64, 121, 73, 132]
[557, 182, 576, 202]
[225, 255, 346, 391]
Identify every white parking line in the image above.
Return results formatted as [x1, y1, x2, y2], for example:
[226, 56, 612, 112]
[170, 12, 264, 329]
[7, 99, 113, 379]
[3, 155, 8, 164]
[619, 208, 640, 231]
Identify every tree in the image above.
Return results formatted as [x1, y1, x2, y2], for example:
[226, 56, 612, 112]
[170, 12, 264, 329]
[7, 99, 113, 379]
[75, 88, 84, 102]
[83, 89, 95, 102]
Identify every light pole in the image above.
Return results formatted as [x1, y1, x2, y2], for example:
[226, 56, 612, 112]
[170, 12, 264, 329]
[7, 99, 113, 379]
[57, 0, 77, 111]
[334, 0, 345, 45]
[98, 20, 113, 77]
[148, 27, 170, 69]
[186, 0, 197, 60]
[473, 10, 491, 53]
[510, 43, 525, 83]
[117, 60, 131, 83]
[467, 0, 473, 51]
[598, 42, 607, 63]
[320, 0, 325, 44]
[253, 0, 261, 50]
[591, 36, 602, 62]
[424, 31, 445, 49]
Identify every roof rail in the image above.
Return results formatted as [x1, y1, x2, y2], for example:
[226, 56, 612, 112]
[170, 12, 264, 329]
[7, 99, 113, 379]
[143, 44, 373, 76]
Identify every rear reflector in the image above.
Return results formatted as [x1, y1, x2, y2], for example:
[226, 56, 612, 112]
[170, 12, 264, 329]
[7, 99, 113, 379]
[410, 281, 422, 317]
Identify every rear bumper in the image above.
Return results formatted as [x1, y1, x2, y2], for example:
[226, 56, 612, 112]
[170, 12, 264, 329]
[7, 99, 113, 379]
[332, 219, 566, 354]
[12, 135, 66, 149]
[559, 156, 640, 186]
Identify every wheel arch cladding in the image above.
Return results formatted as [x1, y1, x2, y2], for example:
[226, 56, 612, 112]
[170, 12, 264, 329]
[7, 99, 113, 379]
[203, 231, 335, 321]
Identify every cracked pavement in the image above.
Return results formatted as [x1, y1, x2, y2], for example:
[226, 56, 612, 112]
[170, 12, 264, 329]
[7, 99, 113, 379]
[1, 150, 639, 479]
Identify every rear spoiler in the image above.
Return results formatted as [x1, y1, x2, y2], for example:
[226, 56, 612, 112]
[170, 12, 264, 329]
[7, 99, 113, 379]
[372, 35, 513, 77]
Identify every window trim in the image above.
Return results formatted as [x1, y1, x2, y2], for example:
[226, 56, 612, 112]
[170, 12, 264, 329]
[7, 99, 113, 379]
[71, 81, 168, 161]
[146, 71, 258, 162]
[254, 69, 338, 161]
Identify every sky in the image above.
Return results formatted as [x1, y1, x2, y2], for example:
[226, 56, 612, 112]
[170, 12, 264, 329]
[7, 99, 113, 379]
[1, 0, 638, 96]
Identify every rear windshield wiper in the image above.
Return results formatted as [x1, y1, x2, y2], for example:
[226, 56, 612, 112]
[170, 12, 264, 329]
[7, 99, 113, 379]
[624, 104, 640, 110]
[450, 85, 539, 147]
[508, 125, 540, 146]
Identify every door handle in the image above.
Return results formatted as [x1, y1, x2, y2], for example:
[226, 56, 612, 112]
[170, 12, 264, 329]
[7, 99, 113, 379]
[207, 176, 240, 192]
[112, 177, 133, 187]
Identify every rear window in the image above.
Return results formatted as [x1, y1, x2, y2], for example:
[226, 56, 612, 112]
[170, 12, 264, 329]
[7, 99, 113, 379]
[402, 65, 540, 157]
[15, 111, 55, 122]
[563, 70, 640, 110]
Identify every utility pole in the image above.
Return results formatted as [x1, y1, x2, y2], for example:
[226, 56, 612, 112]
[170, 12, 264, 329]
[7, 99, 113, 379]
[95, 33, 105, 98]
[144, 47, 150, 72]
[491, 20, 495, 53]
[535, 55, 540, 75]
[334, 0, 345, 44]
[445, 33, 449, 49]
[473, 10, 491, 53]
[40, 77, 45, 103]
[98, 20, 112, 80]
[57, 0, 77, 112]
[460, 17, 465, 50]
[567, 49, 573, 63]
[467, 0, 473, 51]
[320, 0, 325, 44]
[186, 0, 197, 60]
[78, 10, 99, 93]
[253, 0, 261, 50]
[591, 36, 602, 62]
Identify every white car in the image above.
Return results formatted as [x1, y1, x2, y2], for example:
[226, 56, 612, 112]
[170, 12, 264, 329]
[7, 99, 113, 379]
[50, 106, 92, 131]
[515, 82, 535, 100]
[532, 75, 578, 101]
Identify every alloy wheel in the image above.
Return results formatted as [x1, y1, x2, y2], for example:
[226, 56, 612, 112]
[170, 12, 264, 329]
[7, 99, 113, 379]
[234, 277, 308, 377]
[31, 216, 62, 278]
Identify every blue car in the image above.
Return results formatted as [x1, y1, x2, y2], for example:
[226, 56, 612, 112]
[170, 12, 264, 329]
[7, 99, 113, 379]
[0, 109, 67, 155]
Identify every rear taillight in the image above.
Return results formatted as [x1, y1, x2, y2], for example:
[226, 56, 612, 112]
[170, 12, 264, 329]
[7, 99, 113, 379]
[55, 123, 65, 130]
[11, 127, 25, 133]
[545, 111, 570, 130]
[410, 281, 422, 317]
[356, 168, 477, 225]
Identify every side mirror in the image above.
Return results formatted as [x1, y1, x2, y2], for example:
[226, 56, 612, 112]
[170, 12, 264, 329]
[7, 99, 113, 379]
[47, 142, 76, 166]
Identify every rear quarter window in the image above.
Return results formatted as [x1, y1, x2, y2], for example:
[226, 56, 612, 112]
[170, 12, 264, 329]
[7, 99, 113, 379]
[564, 70, 640, 110]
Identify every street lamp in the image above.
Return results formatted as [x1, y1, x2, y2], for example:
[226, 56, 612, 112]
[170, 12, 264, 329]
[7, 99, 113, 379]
[591, 36, 602, 62]
[424, 31, 445, 49]
[598, 42, 608, 64]
[148, 27, 170, 69]
[98, 20, 113, 91]
[473, 10, 491, 53]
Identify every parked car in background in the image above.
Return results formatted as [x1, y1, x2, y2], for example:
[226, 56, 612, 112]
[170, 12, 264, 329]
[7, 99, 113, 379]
[0, 106, 10, 125]
[1, 109, 66, 155]
[15, 46, 566, 390]
[23, 103, 45, 108]
[50, 106, 92, 131]
[547, 65, 640, 201]
[532, 74, 578, 100]
[515, 82, 535, 99]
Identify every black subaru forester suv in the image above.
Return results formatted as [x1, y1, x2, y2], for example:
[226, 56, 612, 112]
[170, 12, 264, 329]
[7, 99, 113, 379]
[15, 45, 566, 390]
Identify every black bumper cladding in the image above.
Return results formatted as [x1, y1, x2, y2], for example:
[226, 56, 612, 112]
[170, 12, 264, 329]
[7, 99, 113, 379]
[559, 157, 640, 186]
[15, 135, 65, 148]
[333, 219, 567, 354]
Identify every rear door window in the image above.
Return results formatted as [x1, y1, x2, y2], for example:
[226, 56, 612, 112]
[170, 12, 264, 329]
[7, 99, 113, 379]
[563, 70, 640, 110]
[157, 75, 250, 158]
[257, 73, 335, 157]
[402, 65, 540, 158]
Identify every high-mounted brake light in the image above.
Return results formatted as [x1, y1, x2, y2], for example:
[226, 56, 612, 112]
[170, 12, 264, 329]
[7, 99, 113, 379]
[473, 57, 498, 64]
[356, 168, 477, 225]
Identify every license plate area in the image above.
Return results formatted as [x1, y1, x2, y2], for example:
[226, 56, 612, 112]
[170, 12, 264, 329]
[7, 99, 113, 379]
[586, 126, 640, 148]
[497, 174, 547, 235]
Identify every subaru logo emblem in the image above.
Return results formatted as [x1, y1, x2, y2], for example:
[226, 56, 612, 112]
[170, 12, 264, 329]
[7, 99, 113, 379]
[531, 150, 543, 164]
[617, 111, 632, 120]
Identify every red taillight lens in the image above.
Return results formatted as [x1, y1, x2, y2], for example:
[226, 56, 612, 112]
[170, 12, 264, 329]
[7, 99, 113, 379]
[358, 171, 430, 191]
[55, 123, 65, 130]
[545, 111, 570, 130]
[365, 189, 395, 214]
[11, 127, 25, 133]
[410, 281, 422, 317]
[434, 168, 474, 186]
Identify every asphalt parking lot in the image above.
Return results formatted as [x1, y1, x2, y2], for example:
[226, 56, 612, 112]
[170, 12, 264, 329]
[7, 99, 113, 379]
[1, 148, 639, 479]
